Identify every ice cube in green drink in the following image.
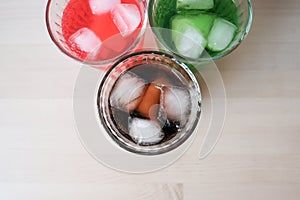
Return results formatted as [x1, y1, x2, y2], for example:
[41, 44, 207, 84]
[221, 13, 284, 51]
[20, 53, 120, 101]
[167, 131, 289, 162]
[171, 13, 215, 58]
[207, 18, 237, 52]
[177, 0, 214, 10]
[172, 25, 207, 59]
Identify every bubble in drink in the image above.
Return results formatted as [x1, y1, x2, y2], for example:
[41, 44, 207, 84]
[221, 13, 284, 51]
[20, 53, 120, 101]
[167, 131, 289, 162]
[111, 4, 141, 37]
[89, 0, 121, 15]
[68, 27, 102, 53]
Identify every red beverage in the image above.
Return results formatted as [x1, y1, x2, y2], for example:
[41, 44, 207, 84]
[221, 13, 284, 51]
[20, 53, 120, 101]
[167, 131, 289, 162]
[61, 0, 145, 62]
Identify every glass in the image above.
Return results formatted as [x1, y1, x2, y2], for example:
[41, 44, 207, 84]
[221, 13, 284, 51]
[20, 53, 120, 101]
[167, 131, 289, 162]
[72, 33, 226, 172]
[97, 51, 201, 155]
[148, 0, 253, 63]
[45, 0, 148, 65]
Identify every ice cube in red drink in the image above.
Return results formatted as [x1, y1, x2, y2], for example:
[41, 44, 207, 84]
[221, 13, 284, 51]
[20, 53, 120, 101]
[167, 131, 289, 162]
[68, 27, 102, 53]
[89, 0, 120, 15]
[111, 4, 141, 37]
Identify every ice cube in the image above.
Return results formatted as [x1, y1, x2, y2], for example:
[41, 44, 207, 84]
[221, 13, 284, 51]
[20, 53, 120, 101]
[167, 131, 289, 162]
[177, 0, 214, 10]
[68, 27, 102, 53]
[207, 18, 237, 52]
[174, 27, 206, 59]
[111, 4, 141, 37]
[110, 72, 146, 112]
[129, 118, 164, 145]
[89, 0, 121, 15]
[171, 14, 215, 39]
[162, 86, 191, 125]
[171, 14, 215, 59]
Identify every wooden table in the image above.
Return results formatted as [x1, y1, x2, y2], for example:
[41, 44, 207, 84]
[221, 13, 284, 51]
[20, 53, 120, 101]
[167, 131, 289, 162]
[0, 0, 299, 199]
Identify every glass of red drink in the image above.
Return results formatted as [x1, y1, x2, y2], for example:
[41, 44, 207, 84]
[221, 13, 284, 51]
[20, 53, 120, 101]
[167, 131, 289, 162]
[45, 0, 147, 65]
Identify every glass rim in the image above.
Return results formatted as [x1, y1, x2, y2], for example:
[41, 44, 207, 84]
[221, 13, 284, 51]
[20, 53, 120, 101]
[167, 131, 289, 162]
[97, 50, 202, 155]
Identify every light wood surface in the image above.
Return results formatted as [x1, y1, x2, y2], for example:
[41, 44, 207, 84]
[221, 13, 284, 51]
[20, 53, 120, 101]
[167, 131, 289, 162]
[1, 0, 300, 199]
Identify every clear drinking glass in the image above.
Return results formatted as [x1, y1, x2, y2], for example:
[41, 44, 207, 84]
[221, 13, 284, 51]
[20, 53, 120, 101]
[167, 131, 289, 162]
[97, 51, 201, 155]
[148, 0, 253, 63]
[45, 0, 148, 65]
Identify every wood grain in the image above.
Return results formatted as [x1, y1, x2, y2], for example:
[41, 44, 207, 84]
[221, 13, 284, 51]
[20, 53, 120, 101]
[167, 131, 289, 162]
[0, 0, 300, 199]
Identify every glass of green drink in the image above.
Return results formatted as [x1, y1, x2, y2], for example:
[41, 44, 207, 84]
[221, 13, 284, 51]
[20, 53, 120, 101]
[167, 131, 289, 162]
[148, 0, 253, 62]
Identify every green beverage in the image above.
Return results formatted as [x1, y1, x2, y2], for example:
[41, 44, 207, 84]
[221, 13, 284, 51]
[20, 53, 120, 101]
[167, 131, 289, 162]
[149, 0, 252, 61]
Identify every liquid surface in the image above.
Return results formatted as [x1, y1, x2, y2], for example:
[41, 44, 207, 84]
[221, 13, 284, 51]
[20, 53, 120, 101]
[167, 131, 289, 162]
[108, 63, 192, 146]
[152, 0, 242, 57]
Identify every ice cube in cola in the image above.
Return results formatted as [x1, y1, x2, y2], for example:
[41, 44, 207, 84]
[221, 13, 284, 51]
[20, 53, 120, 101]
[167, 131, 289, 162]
[162, 86, 191, 126]
[110, 72, 146, 113]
